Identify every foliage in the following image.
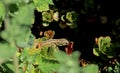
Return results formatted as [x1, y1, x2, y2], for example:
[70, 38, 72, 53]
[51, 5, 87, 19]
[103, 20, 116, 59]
[33, 0, 54, 12]
[0, 0, 120, 73]
[93, 36, 120, 73]
[82, 64, 99, 73]
[105, 60, 120, 73]
[93, 36, 116, 58]
[0, 1, 6, 24]
[54, 50, 81, 73]
[41, 9, 79, 29]
[18, 38, 59, 73]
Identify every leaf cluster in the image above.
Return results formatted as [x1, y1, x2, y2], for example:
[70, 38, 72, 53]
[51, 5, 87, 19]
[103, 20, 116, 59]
[1, 0, 117, 73]
[93, 36, 116, 58]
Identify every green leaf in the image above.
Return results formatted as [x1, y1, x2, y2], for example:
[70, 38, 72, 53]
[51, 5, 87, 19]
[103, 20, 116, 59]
[19, 0, 31, 4]
[12, 3, 35, 25]
[107, 67, 113, 73]
[98, 37, 104, 48]
[61, 15, 65, 22]
[106, 52, 116, 58]
[45, 0, 54, 5]
[1, 23, 32, 44]
[42, 22, 50, 27]
[54, 50, 81, 73]
[33, 0, 54, 12]
[68, 23, 78, 29]
[104, 36, 111, 43]
[5, 62, 15, 72]
[71, 51, 81, 60]
[9, 4, 18, 13]
[82, 64, 99, 73]
[0, 1, 6, 20]
[3, 0, 19, 4]
[33, 0, 53, 6]
[32, 53, 59, 73]
[0, 18, 3, 26]
[0, 43, 16, 64]
[66, 11, 79, 23]
[20, 48, 30, 61]
[42, 11, 53, 22]
[15, 29, 32, 48]
[98, 36, 111, 48]
[93, 48, 100, 56]
[38, 58, 59, 73]
[36, 3, 49, 12]
[0, 20, 2, 25]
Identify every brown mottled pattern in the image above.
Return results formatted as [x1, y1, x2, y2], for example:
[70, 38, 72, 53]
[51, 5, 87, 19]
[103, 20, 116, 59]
[34, 38, 69, 49]
[41, 39, 69, 46]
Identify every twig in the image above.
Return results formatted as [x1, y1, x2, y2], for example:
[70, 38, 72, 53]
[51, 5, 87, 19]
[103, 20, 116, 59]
[13, 53, 19, 73]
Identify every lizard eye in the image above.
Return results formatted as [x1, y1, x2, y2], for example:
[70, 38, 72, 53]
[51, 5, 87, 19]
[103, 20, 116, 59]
[35, 44, 41, 49]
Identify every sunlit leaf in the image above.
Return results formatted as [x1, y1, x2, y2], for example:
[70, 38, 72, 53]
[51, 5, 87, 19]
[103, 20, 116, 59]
[61, 15, 65, 22]
[93, 48, 100, 56]
[42, 22, 50, 27]
[20, 0, 31, 4]
[66, 11, 79, 23]
[3, 0, 19, 4]
[54, 50, 81, 73]
[0, 43, 16, 64]
[0, 1, 6, 20]
[33, 0, 54, 12]
[97, 36, 111, 48]
[98, 36, 104, 48]
[42, 11, 53, 22]
[38, 57, 59, 73]
[12, 3, 35, 25]
[37, 3, 49, 12]
[72, 51, 81, 60]
[1, 23, 32, 45]
[53, 12, 59, 21]
[104, 36, 111, 43]
[82, 64, 99, 73]
[45, 0, 54, 4]
[66, 22, 73, 26]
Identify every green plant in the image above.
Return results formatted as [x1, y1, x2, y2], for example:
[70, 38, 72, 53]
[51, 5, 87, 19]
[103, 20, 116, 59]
[93, 36, 120, 73]
[0, 0, 55, 61]
[0, 0, 55, 72]
[93, 36, 116, 58]
[105, 60, 120, 73]
[1, 0, 117, 73]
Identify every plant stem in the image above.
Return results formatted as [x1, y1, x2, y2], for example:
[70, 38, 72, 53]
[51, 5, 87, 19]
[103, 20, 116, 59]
[13, 53, 19, 73]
